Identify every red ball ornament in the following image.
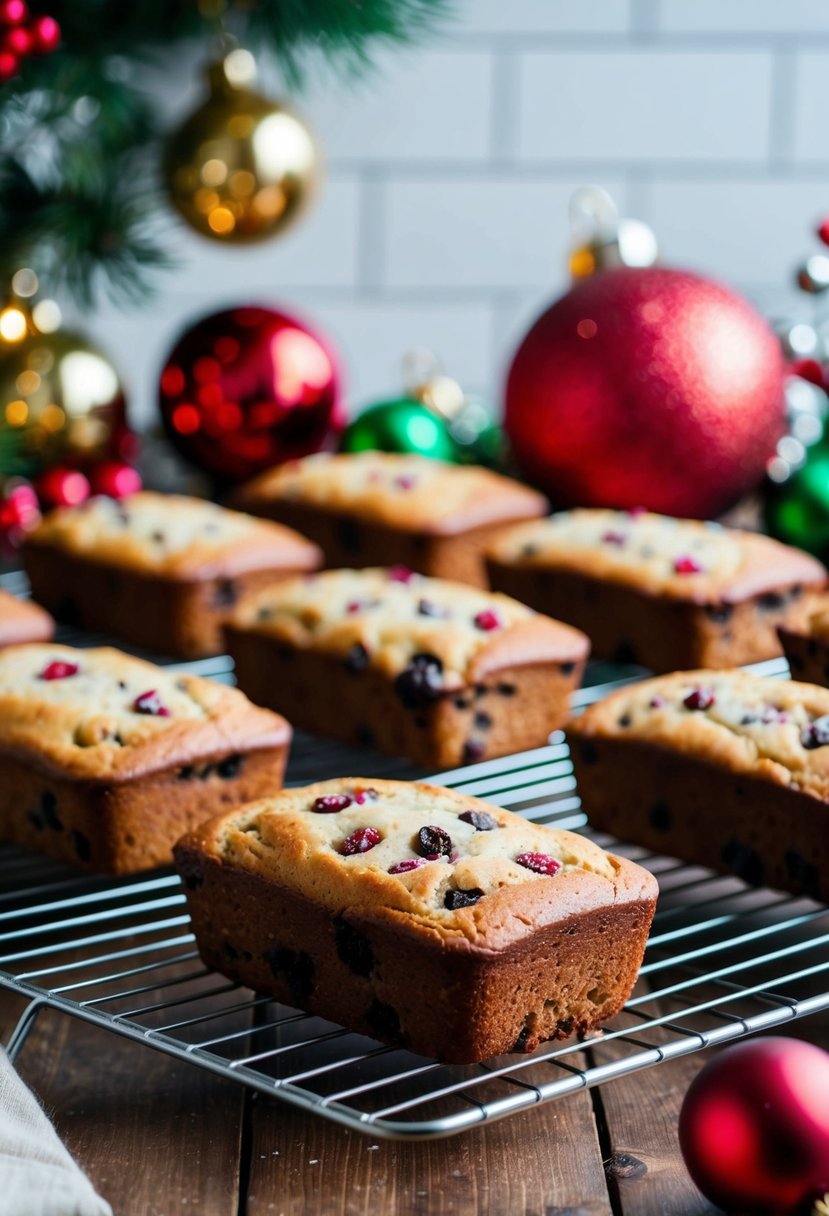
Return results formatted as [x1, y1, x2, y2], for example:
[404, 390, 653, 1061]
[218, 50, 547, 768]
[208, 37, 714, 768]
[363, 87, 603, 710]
[0, 48, 17, 78]
[2, 22, 29, 54]
[159, 305, 342, 483]
[89, 461, 142, 500]
[0, 0, 27, 25]
[0, 482, 39, 554]
[29, 14, 58, 53]
[35, 467, 91, 510]
[679, 1037, 829, 1214]
[505, 266, 785, 518]
[818, 217, 829, 248]
[791, 358, 826, 388]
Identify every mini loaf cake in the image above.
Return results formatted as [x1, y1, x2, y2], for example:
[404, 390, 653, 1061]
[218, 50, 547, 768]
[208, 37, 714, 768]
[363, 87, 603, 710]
[174, 778, 657, 1063]
[225, 567, 589, 768]
[22, 491, 322, 658]
[233, 451, 548, 588]
[0, 643, 291, 872]
[486, 509, 826, 672]
[779, 603, 829, 688]
[569, 669, 829, 901]
[0, 588, 54, 648]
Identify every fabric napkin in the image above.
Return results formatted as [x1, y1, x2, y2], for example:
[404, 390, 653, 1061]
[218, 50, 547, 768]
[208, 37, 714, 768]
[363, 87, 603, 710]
[0, 1049, 112, 1216]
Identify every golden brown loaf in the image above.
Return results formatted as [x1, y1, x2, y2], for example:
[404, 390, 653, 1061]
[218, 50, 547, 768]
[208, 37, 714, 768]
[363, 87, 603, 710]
[0, 643, 291, 872]
[225, 568, 589, 767]
[569, 669, 829, 900]
[22, 491, 322, 657]
[233, 452, 548, 587]
[487, 508, 825, 671]
[779, 599, 829, 688]
[25, 490, 320, 580]
[0, 588, 54, 648]
[175, 777, 657, 1062]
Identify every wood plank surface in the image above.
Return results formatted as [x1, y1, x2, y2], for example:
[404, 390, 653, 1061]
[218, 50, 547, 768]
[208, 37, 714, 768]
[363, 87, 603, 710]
[596, 1052, 718, 1216]
[0, 990, 246, 1216]
[244, 1080, 611, 1216]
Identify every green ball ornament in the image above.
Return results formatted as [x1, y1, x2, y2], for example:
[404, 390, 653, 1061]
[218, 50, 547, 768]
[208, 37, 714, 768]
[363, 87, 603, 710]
[340, 397, 461, 461]
[764, 438, 829, 557]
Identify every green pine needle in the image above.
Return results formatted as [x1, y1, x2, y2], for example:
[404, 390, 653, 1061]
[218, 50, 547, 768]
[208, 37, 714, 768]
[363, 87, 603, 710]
[0, 0, 450, 307]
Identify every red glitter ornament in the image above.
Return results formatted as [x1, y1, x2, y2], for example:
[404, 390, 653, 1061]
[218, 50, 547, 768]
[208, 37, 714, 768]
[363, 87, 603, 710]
[159, 306, 342, 483]
[679, 1037, 829, 1214]
[505, 267, 785, 518]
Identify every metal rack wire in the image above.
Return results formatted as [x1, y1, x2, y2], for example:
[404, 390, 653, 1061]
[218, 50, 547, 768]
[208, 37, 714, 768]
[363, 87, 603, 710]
[0, 586, 827, 1138]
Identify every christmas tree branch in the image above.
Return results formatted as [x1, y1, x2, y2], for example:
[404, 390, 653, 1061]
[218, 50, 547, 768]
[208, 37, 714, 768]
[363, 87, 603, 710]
[0, 0, 449, 306]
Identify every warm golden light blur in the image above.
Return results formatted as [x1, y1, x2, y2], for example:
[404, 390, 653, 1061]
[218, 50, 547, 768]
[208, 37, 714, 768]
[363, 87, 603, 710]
[0, 307, 28, 343]
[207, 207, 236, 234]
[5, 399, 28, 427]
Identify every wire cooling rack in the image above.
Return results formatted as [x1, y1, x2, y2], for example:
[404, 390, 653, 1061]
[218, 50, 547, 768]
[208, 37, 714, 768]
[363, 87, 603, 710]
[0, 580, 828, 1138]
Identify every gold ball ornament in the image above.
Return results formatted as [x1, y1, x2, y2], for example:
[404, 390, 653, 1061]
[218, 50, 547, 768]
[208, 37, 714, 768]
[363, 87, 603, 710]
[164, 48, 321, 244]
[0, 297, 129, 477]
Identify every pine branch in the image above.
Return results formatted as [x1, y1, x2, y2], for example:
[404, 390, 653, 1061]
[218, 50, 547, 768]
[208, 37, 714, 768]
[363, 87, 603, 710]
[0, 0, 451, 307]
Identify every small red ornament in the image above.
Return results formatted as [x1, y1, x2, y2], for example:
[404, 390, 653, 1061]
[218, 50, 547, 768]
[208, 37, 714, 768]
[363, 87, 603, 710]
[35, 467, 91, 510]
[679, 1037, 829, 1214]
[0, 0, 27, 25]
[29, 13, 58, 52]
[0, 3, 58, 78]
[89, 461, 142, 500]
[0, 482, 39, 553]
[159, 305, 342, 483]
[818, 217, 829, 248]
[791, 358, 825, 388]
[504, 267, 785, 518]
[2, 23, 29, 54]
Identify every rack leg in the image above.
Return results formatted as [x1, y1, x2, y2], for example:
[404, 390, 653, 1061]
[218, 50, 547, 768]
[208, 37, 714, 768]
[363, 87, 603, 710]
[5, 999, 43, 1063]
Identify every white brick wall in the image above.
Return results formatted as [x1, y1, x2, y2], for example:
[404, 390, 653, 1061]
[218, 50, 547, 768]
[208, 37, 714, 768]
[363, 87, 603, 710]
[83, 0, 829, 428]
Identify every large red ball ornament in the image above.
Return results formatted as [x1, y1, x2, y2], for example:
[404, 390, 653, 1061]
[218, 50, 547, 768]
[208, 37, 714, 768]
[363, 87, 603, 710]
[679, 1037, 829, 1214]
[159, 305, 342, 483]
[505, 267, 785, 517]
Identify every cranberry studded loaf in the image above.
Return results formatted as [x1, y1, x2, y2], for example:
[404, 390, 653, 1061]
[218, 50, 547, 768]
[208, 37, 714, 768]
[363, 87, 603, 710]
[486, 509, 826, 673]
[23, 491, 322, 658]
[0, 643, 291, 872]
[225, 567, 589, 768]
[569, 669, 829, 901]
[779, 602, 829, 688]
[174, 778, 657, 1063]
[233, 451, 548, 588]
[0, 588, 54, 648]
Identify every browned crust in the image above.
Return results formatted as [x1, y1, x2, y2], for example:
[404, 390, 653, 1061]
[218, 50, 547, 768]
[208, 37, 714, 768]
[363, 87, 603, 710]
[23, 493, 322, 582]
[234, 459, 548, 539]
[174, 842, 655, 1063]
[0, 744, 290, 873]
[0, 589, 54, 648]
[486, 522, 826, 605]
[488, 560, 820, 672]
[0, 645, 291, 784]
[225, 626, 585, 768]
[569, 732, 828, 902]
[23, 544, 318, 658]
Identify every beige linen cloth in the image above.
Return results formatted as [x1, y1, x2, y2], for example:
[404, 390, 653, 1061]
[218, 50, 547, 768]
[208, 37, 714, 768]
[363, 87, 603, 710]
[0, 1050, 112, 1216]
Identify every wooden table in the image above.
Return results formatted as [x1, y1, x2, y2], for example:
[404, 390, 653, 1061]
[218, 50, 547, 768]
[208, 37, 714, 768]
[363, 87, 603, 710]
[12, 986, 825, 1215]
